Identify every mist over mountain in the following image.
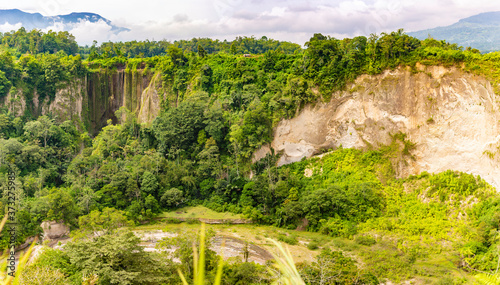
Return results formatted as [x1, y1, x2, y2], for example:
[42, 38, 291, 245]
[0, 9, 128, 33]
[408, 11, 500, 53]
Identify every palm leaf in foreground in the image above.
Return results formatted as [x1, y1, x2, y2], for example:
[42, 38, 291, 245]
[177, 223, 224, 285]
[475, 273, 500, 285]
[268, 239, 306, 285]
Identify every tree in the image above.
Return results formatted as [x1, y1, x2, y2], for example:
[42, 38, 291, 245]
[0, 137, 23, 163]
[167, 45, 187, 67]
[144, 194, 161, 213]
[76, 186, 97, 214]
[152, 98, 207, 152]
[298, 249, 377, 285]
[23, 116, 55, 147]
[161, 188, 184, 208]
[75, 207, 133, 237]
[65, 230, 170, 285]
[200, 64, 213, 93]
[300, 183, 382, 231]
[229, 103, 272, 160]
[197, 137, 221, 179]
[204, 101, 226, 144]
[198, 44, 207, 58]
[230, 42, 237, 54]
[0, 70, 11, 98]
[141, 171, 159, 197]
[30, 187, 78, 224]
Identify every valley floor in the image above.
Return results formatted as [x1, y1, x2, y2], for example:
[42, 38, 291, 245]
[130, 206, 476, 284]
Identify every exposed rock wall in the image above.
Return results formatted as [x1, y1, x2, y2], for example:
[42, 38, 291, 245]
[263, 65, 500, 189]
[2, 69, 164, 135]
[84, 70, 160, 133]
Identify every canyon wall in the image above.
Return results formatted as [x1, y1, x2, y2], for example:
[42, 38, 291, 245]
[3, 69, 163, 135]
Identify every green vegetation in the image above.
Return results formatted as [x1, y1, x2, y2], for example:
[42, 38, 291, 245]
[79, 36, 301, 59]
[0, 28, 79, 56]
[160, 206, 242, 220]
[0, 27, 499, 283]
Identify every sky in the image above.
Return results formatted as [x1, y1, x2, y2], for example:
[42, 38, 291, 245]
[1, 0, 500, 45]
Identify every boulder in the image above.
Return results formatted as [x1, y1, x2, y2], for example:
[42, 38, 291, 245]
[41, 221, 70, 240]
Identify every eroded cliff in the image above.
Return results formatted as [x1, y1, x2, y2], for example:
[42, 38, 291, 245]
[3, 69, 163, 135]
[258, 65, 500, 189]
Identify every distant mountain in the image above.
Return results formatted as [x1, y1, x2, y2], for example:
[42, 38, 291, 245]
[0, 9, 128, 33]
[408, 12, 500, 53]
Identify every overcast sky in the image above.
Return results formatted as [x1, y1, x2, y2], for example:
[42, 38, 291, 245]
[1, 0, 500, 45]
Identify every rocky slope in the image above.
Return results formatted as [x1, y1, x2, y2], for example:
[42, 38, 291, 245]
[257, 64, 500, 189]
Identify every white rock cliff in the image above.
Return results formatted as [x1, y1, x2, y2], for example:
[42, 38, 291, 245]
[259, 65, 500, 189]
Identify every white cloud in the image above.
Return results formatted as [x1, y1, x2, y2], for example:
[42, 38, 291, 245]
[262, 7, 287, 17]
[43, 21, 66, 32]
[107, 0, 471, 45]
[337, 0, 370, 14]
[0, 22, 23, 32]
[67, 20, 115, 45]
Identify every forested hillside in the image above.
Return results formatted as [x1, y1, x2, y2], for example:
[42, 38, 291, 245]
[1, 28, 500, 284]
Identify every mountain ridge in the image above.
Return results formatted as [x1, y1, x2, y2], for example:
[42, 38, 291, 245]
[458, 11, 500, 25]
[408, 11, 500, 53]
[0, 9, 128, 33]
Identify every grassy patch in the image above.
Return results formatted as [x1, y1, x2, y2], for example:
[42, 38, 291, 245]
[159, 206, 243, 220]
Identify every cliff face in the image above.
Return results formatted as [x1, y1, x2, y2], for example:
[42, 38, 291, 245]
[3, 69, 163, 135]
[3, 64, 499, 188]
[84, 70, 162, 133]
[259, 65, 500, 189]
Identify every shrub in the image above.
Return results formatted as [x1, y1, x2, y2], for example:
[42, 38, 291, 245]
[164, 218, 183, 224]
[355, 235, 377, 246]
[319, 217, 357, 238]
[277, 234, 298, 245]
[307, 241, 318, 250]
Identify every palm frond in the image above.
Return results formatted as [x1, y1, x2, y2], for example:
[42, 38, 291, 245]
[475, 273, 500, 285]
[268, 239, 305, 285]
